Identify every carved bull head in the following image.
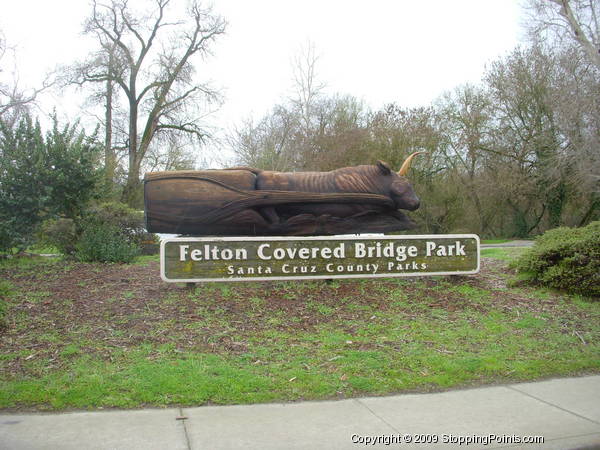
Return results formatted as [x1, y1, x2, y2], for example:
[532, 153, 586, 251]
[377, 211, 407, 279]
[376, 151, 426, 211]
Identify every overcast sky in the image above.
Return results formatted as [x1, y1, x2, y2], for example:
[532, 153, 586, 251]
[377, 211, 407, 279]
[1, 0, 525, 164]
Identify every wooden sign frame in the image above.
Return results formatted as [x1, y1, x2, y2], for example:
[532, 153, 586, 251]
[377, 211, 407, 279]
[160, 234, 480, 283]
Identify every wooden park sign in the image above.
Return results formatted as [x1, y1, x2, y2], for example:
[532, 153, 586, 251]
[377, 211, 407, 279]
[161, 235, 480, 283]
[147, 154, 479, 283]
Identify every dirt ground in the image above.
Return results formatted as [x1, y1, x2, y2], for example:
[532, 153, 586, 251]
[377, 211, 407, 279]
[0, 256, 594, 379]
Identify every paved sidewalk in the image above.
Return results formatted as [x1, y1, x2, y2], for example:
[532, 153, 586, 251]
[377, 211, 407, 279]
[2, 375, 600, 450]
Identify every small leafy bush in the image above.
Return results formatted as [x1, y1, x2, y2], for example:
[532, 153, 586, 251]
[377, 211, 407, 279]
[38, 202, 155, 260]
[84, 202, 155, 246]
[38, 218, 78, 255]
[75, 222, 139, 263]
[513, 221, 600, 297]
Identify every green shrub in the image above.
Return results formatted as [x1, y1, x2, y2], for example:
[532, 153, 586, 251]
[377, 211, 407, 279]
[84, 201, 155, 246]
[37, 202, 155, 259]
[38, 218, 78, 255]
[513, 221, 600, 297]
[75, 222, 139, 263]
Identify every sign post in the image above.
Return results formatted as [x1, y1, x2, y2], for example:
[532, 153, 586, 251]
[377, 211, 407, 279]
[161, 234, 479, 283]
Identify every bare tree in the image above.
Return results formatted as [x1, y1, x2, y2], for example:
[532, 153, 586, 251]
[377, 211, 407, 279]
[485, 46, 576, 232]
[526, 0, 600, 70]
[290, 42, 326, 133]
[523, 1, 600, 227]
[71, 0, 226, 205]
[66, 41, 124, 189]
[0, 32, 53, 127]
[144, 133, 196, 172]
[435, 84, 496, 235]
[228, 106, 296, 171]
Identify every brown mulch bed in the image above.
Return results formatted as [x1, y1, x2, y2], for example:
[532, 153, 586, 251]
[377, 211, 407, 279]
[0, 257, 587, 378]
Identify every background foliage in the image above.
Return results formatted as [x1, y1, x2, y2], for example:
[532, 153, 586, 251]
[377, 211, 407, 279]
[229, 44, 599, 237]
[0, 0, 598, 256]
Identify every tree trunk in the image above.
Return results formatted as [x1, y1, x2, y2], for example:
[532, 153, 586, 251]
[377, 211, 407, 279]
[123, 158, 142, 208]
[122, 93, 140, 207]
[578, 196, 600, 226]
[104, 77, 115, 185]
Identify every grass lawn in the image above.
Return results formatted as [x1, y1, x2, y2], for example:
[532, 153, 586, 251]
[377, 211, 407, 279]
[481, 239, 513, 244]
[0, 247, 598, 411]
[480, 247, 529, 261]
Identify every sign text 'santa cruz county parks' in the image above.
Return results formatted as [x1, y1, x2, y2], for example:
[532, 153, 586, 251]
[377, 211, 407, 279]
[160, 234, 480, 282]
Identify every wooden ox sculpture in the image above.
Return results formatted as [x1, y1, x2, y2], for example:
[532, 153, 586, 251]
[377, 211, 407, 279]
[144, 152, 425, 236]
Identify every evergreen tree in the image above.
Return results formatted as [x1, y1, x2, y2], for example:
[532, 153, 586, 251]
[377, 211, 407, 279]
[0, 115, 101, 253]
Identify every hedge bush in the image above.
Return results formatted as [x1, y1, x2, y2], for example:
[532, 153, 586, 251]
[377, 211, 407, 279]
[38, 218, 79, 255]
[75, 222, 139, 263]
[38, 201, 156, 261]
[513, 221, 600, 297]
[84, 201, 155, 246]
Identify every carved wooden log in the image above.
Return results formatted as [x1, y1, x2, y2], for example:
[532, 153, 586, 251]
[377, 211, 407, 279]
[144, 169, 416, 236]
[144, 170, 259, 234]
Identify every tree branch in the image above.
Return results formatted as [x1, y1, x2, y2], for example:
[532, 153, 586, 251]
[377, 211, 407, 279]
[550, 0, 600, 68]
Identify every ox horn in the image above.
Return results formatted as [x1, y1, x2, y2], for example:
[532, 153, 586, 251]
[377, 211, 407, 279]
[398, 151, 427, 176]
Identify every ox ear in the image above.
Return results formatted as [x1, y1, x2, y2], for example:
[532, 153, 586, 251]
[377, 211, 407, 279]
[376, 160, 391, 175]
